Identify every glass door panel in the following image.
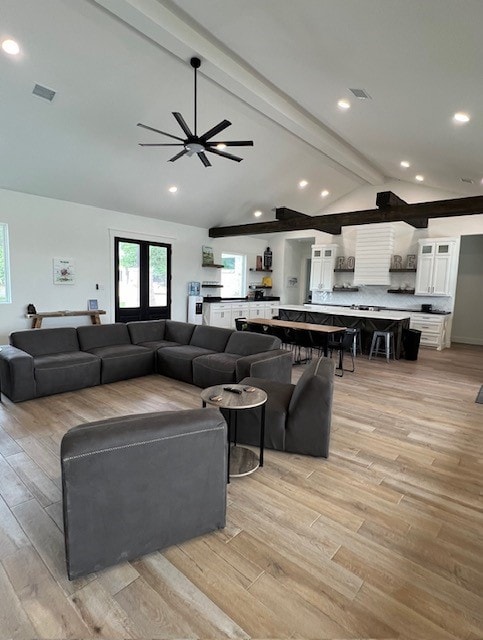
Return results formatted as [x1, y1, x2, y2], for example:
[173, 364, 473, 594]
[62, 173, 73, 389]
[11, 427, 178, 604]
[118, 241, 140, 308]
[149, 245, 168, 307]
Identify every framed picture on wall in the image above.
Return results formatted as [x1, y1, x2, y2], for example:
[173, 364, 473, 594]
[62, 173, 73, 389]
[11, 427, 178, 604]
[87, 299, 98, 310]
[53, 258, 75, 284]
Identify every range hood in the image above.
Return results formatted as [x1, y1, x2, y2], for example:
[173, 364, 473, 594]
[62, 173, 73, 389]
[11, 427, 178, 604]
[354, 223, 394, 285]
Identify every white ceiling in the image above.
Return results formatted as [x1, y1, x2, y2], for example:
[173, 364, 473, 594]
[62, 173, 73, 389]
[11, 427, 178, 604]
[1, 0, 482, 229]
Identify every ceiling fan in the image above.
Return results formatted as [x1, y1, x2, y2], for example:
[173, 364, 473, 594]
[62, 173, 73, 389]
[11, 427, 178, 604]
[137, 57, 254, 167]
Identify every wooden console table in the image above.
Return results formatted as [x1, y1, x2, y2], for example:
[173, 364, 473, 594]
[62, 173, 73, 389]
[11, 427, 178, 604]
[26, 310, 106, 329]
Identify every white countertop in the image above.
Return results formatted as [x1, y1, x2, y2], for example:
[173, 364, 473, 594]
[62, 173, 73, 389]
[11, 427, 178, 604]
[279, 304, 411, 321]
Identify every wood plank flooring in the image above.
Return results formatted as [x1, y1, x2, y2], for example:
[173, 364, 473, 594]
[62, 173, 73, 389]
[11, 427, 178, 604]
[0, 343, 482, 639]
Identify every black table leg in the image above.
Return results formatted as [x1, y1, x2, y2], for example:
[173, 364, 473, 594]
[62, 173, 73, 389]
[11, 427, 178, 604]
[259, 403, 265, 467]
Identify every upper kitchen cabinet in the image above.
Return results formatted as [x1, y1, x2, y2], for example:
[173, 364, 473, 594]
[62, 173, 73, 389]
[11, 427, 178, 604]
[310, 244, 337, 291]
[415, 238, 457, 296]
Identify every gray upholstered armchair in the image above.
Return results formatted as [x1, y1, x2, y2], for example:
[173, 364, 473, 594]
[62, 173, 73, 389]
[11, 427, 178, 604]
[61, 408, 227, 579]
[234, 357, 335, 457]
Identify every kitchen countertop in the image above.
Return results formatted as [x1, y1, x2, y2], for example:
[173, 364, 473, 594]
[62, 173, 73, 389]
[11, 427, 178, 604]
[280, 304, 411, 321]
[203, 296, 280, 303]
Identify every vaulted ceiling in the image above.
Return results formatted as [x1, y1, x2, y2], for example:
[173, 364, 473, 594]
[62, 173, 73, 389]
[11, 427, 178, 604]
[1, 0, 482, 229]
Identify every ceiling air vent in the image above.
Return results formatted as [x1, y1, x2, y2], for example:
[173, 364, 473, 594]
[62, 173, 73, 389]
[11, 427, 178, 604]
[32, 84, 56, 102]
[349, 88, 372, 99]
[460, 177, 474, 184]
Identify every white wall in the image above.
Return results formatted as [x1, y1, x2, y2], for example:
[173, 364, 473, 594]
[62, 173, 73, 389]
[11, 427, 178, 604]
[452, 235, 483, 345]
[0, 188, 267, 342]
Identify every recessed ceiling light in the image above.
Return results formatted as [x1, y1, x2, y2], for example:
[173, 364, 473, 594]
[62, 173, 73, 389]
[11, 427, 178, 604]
[337, 99, 351, 110]
[216, 143, 226, 150]
[168, 185, 178, 193]
[320, 190, 330, 197]
[453, 112, 470, 123]
[253, 210, 262, 217]
[1, 39, 20, 55]
[298, 180, 308, 188]
[415, 175, 424, 182]
[400, 160, 410, 168]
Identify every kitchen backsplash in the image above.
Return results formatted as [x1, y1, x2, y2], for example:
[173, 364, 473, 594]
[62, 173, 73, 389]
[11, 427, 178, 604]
[311, 285, 453, 312]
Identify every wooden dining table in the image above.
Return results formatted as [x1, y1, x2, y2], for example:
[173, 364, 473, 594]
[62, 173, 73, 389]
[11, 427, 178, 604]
[246, 317, 346, 357]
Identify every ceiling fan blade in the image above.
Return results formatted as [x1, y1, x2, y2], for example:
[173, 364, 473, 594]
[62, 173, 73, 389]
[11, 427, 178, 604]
[205, 147, 243, 162]
[139, 143, 184, 147]
[206, 140, 254, 147]
[198, 152, 212, 167]
[200, 119, 232, 141]
[137, 122, 185, 142]
[172, 112, 193, 138]
[169, 149, 189, 162]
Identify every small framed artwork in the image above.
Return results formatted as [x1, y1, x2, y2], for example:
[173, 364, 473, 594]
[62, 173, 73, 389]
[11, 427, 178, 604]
[87, 299, 98, 310]
[53, 258, 75, 284]
[202, 246, 214, 265]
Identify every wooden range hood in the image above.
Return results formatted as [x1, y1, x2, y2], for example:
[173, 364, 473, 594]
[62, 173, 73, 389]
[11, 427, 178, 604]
[208, 191, 483, 238]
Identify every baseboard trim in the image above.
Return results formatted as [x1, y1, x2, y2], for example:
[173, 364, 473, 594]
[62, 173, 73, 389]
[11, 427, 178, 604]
[451, 336, 483, 346]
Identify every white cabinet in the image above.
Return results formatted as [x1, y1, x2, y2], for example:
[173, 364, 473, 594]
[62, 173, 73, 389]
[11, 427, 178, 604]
[202, 303, 232, 328]
[310, 244, 337, 291]
[231, 302, 250, 325]
[409, 313, 451, 350]
[415, 239, 457, 296]
[203, 300, 279, 327]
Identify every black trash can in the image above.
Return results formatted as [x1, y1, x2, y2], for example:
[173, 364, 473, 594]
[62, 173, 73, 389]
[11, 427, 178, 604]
[402, 328, 422, 360]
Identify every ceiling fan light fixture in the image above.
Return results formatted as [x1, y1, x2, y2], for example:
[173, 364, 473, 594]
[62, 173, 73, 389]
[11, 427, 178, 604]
[137, 57, 253, 167]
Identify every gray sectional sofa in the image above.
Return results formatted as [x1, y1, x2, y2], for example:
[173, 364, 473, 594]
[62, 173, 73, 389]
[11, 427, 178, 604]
[0, 320, 292, 402]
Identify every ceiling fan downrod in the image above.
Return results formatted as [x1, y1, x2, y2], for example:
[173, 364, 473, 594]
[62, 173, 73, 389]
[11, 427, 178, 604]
[190, 57, 201, 137]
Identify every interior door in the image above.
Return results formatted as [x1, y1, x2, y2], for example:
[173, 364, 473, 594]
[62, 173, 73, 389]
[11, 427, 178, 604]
[115, 237, 171, 323]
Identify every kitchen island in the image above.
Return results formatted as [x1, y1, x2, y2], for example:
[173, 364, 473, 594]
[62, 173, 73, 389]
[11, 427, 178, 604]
[278, 304, 411, 359]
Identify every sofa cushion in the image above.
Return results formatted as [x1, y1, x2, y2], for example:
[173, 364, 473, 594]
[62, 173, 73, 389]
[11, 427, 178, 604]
[77, 324, 130, 351]
[86, 344, 154, 384]
[224, 332, 281, 356]
[165, 321, 195, 345]
[192, 353, 239, 387]
[34, 352, 100, 397]
[127, 320, 166, 345]
[10, 328, 80, 357]
[189, 326, 233, 352]
[157, 345, 215, 384]
[138, 340, 181, 351]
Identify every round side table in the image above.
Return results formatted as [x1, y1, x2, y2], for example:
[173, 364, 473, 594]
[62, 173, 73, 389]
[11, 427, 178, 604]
[201, 384, 267, 481]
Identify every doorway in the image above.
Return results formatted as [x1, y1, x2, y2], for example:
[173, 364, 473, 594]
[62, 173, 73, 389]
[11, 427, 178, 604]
[114, 237, 171, 323]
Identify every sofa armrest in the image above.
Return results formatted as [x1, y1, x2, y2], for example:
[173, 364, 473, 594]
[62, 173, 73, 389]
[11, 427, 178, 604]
[235, 349, 292, 383]
[0, 346, 36, 402]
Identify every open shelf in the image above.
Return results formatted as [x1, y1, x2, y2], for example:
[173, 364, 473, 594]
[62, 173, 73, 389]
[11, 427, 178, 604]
[387, 289, 415, 294]
[334, 268, 355, 272]
[202, 284, 223, 288]
[333, 286, 359, 292]
[389, 268, 417, 272]
[202, 263, 224, 268]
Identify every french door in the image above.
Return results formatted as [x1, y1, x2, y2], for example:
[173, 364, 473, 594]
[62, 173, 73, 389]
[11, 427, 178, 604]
[114, 237, 171, 323]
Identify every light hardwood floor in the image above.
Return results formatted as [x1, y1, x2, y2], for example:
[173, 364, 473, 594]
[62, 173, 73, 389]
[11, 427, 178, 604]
[0, 344, 482, 639]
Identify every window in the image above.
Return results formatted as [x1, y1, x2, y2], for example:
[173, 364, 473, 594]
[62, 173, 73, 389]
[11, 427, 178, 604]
[0, 223, 11, 304]
[221, 253, 246, 297]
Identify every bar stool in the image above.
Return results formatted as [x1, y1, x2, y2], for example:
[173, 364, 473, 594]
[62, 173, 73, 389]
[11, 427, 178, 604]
[345, 327, 362, 357]
[369, 330, 395, 362]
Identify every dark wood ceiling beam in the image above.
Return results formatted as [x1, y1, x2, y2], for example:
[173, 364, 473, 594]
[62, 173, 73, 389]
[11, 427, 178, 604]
[275, 207, 310, 221]
[208, 194, 483, 238]
[376, 191, 408, 209]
